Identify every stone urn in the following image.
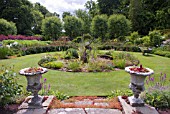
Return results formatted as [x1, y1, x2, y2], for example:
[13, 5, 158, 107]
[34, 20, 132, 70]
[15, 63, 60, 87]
[125, 65, 154, 107]
[19, 67, 47, 106]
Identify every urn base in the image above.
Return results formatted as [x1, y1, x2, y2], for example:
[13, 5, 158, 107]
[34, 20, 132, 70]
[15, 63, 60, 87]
[128, 96, 144, 107]
[28, 95, 44, 107]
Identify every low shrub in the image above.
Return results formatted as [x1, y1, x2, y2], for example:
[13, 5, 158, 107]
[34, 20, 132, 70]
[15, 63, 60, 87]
[154, 50, 170, 57]
[107, 90, 133, 99]
[114, 59, 126, 69]
[42, 61, 63, 69]
[0, 47, 13, 59]
[144, 91, 170, 109]
[38, 54, 56, 66]
[0, 65, 23, 106]
[67, 60, 81, 72]
[64, 48, 79, 59]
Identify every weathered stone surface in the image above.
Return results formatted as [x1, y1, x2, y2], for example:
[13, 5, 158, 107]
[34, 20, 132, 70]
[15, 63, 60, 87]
[32, 108, 47, 114]
[48, 108, 86, 114]
[94, 102, 109, 107]
[75, 100, 93, 105]
[118, 96, 159, 114]
[42, 95, 55, 107]
[85, 108, 122, 114]
[15, 109, 34, 114]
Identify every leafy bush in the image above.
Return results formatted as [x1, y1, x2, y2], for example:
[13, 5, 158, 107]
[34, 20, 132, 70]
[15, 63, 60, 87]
[108, 14, 131, 40]
[0, 47, 13, 59]
[0, 66, 23, 106]
[50, 90, 69, 100]
[0, 19, 17, 35]
[42, 61, 63, 69]
[112, 52, 139, 68]
[154, 50, 170, 57]
[149, 30, 162, 47]
[114, 59, 126, 69]
[2, 40, 49, 47]
[67, 60, 81, 72]
[108, 90, 133, 99]
[64, 48, 79, 59]
[38, 54, 57, 66]
[144, 91, 170, 109]
[144, 73, 170, 109]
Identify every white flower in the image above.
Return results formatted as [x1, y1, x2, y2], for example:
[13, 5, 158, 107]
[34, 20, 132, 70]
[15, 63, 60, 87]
[13, 73, 16, 76]
[5, 70, 9, 73]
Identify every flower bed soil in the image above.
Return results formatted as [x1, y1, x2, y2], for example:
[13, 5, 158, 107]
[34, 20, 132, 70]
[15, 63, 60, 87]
[48, 96, 123, 110]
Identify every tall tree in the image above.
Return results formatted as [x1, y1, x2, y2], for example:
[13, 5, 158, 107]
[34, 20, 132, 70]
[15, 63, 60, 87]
[0, 0, 34, 35]
[75, 9, 91, 34]
[34, 2, 49, 18]
[32, 10, 43, 34]
[41, 17, 62, 40]
[91, 14, 108, 41]
[84, 0, 99, 18]
[129, 0, 144, 34]
[0, 18, 17, 35]
[63, 16, 83, 39]
[108, 14, 131, 40]
[62, 12, 72, 19]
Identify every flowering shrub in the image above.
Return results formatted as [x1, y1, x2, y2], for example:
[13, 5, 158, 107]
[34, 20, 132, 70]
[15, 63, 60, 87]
[0, 65, 23, 106]
[0, 35, 41, 41]
[144, 73, 170, 109]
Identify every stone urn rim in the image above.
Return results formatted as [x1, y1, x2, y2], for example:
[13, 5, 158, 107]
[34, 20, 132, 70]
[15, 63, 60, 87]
[19, 67, 48, 76]
[125, 66, 154, 76]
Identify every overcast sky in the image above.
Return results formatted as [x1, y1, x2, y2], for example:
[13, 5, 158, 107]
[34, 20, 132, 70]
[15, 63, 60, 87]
[28, 0, 97, 17]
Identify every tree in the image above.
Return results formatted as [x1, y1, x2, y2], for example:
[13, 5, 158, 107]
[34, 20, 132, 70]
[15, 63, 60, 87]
[32, 10, 44, 34]
[63, 16, 83, 39]
[91, 14, 108, 41]
[74, 9, 91, 34]
[0, 0, 34, 35]
[62, 12, 72, 19]
[0, 18, 17, 35]
[34, 2, 49, 18]
[149, 30, 162, 47]
[85, 0, 99, 18]
[41, 17, 62, 40]
[108, 14, 131, 40]
[129, 0, 143, 33]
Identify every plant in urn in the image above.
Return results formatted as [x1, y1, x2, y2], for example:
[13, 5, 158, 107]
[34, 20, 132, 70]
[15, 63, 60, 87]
[125, 65, 154, 107]
[19, 67, 47, 107]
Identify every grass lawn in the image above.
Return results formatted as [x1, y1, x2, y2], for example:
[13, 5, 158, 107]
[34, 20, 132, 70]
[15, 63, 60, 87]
[0, 51, 170, 96]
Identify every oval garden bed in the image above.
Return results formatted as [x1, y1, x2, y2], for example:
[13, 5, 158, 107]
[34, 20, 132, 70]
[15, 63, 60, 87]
[38, 50, 139, 72]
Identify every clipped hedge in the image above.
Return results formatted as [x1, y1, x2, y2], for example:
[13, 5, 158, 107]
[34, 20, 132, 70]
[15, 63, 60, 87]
[99, 45, 141, 52]
[154, 50, 170, 58]
[22, 45, 70, 55]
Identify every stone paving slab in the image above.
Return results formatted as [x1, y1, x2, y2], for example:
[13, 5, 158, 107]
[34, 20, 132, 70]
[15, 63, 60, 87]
[47, 108, 122, 114]
[118, 96, 159, 114]
[85, 108, 122, 114]
[48, 108, 86, 114]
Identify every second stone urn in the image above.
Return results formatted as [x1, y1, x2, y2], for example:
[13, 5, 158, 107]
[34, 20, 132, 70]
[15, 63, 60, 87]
[125, 65, 154, 107]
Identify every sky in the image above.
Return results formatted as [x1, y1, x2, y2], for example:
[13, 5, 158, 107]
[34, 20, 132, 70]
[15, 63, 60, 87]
[28, 0, 97, 17]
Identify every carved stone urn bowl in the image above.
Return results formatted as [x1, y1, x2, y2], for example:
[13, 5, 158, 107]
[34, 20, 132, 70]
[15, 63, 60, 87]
[19, 67, 47, 106]
[125, 66, 154, 107]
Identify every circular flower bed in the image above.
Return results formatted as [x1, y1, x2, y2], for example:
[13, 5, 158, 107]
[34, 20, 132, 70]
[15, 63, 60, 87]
[38, 52, 139, 72]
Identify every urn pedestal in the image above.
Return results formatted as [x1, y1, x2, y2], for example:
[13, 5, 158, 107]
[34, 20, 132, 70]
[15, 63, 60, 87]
[125, 66, 154, 107]
[19, 67, 47, 107]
